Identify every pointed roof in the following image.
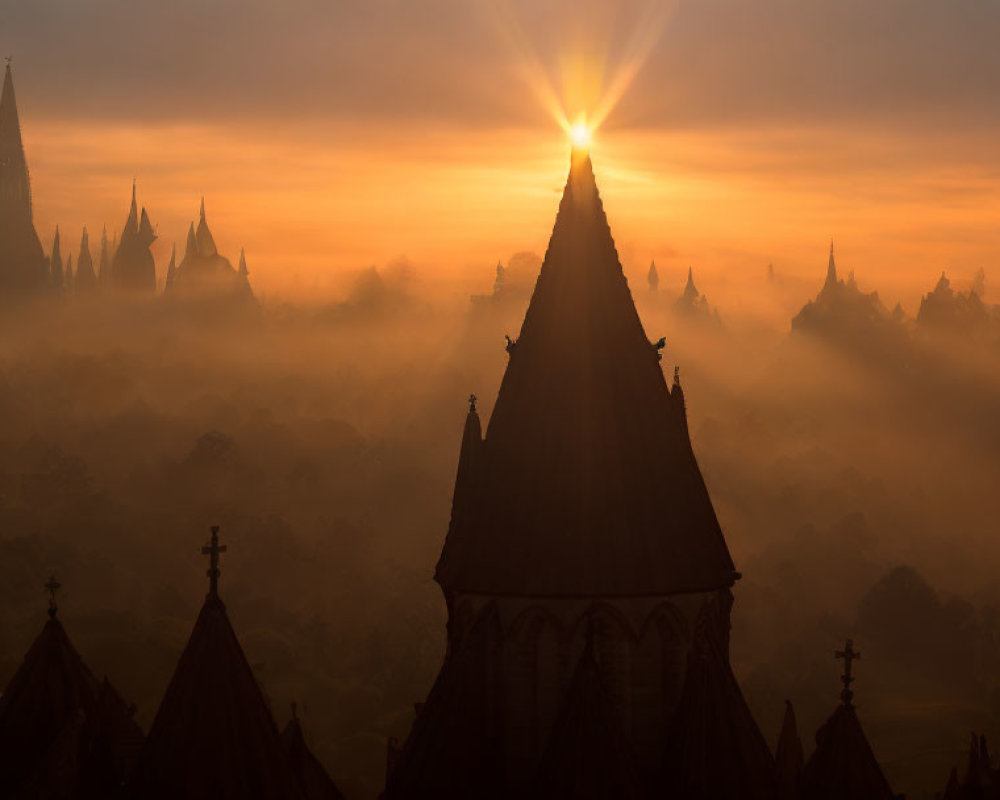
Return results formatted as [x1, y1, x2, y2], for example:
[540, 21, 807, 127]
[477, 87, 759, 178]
[531, 627, 645, 800]
[281, 708, 345, 800]
[0, 615, 99, 794]
[98, 225, 110, 284]
[195, 197, 218, 257]
[76, 226, 98, 290]
[185, 222, 197, 258]
[682, 266, 699, 300]
[128, 529, 304, 800]
[382, 606, 505, 800]
[823, 241, 838, 291]
[238, 247, 249, 276]
[800, 703, 894, 800]
[775, 700, 804, 800]
[435, 150, 735, 596]
[0, 60, 31, 219]
[0, 61, 24, 156]
[125, 180, 138, 234]
[660, 627, 776, 799]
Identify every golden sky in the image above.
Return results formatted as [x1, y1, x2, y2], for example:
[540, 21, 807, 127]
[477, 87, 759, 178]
[5, 0, 1000, 310]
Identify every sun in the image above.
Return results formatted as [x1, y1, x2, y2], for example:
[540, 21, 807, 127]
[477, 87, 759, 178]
[569, 120, 592, 149]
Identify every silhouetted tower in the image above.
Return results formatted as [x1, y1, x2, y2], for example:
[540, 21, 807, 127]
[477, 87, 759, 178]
[127, 526, 314, 799]
[64, 253, 74, 291]
[165, 199, 256, 307]
[164, 243, 176, 291]
[387, 148, 767, 797]
[0, 575, 143, 797]
[49, 226, 63, 291]
[75, 227, 97, 292]
[801, 639, 894, 799]
[98, 226, 111, 287]
[775, 700, 804, 800]
[0, 60, 47, 297]
[281, 703, 347, 800]
[648, 259, 659, 292]
[111, 180, 157, 292]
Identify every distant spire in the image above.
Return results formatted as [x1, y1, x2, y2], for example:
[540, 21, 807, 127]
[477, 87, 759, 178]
[648, 260, 659, 292]
[50, 226, 63, 289]
[201, 526, 227, 597]
[64, 253, 73, 290]
[138, 207, 156, 245]
[165, 243, 177, 291]
[238, 248, 248, 276]
[185, 222, 197, 257]
[44, 575, 61, 619]
[98, 225, 111, 286]
[823, 240, 838, 290]
[0, 58, 32, 221]
[195, 198, 217, 256]
[75, 227, 97, 291]
[125, 179, 139, 234]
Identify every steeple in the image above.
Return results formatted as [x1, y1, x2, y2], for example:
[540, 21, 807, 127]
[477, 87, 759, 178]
[823, 240, 838, 291]
[184, 222, 197, 258]
[683, 266, 698, 299]
[164, 243, 176, 290]
[0, 59, 31, 221]
[0, 575, 143, 797]
[775, 700, 804, 800]
[64, 253, 74, 290]
[75, 227, 97, 292]
[128, 529, 306, 799]
[435, 150, 735, 596]
[138, 206, 155, 246]
[800, 640, 893, 799]
[281, 707, 346, 800]
[450, 395, 482, 527]
[195, 197, 217, 256]
[98, 225, 110, 287]
[238, 247, 248, 277]
[647, 259, 659, 292]
[50, 226, 63, 289]
[125, 179, 138, 234]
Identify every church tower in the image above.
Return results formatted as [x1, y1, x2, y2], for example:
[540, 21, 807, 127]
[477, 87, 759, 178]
[0, 61, 46, 297]
[386, 149, 771, 797]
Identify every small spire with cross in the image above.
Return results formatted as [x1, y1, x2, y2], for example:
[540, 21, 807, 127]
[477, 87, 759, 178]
[835, 638, 861, 706]
[201, 525, 227, 597]
[468, 393, 477, 413]
[44, 575, 61, 619]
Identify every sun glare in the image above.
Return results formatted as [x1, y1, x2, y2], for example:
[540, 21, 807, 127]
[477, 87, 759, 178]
[570, 121, 591, 149]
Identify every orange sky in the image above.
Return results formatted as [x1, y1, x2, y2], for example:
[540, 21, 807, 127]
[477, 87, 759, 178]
[7, 0, 1000, 312]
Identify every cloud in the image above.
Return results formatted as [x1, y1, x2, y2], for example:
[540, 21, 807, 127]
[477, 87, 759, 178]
[2, 0, 999, 131]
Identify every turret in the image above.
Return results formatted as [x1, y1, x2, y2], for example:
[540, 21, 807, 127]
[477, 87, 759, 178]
[164, 243, 177, 292]
[823, 240, 838, 292]
[0, 61, 47, 295]
[195, 197, 217, 256]
[75, 227, 97, 292]
[50, 227, 63, 290]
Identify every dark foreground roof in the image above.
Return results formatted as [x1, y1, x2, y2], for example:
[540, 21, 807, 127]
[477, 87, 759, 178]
[127, 592, 304, 800]
[801, 702, 894, 800]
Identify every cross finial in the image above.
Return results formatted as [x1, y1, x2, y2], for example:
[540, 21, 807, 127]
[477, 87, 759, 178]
[468, 393, 477, 413]
[44, 575, 61, 618]
[835, 638, 861, 706]
[201, 525, 228, 596]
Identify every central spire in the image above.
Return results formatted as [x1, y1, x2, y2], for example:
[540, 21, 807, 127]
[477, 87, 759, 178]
[435, 150, 736, 596]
